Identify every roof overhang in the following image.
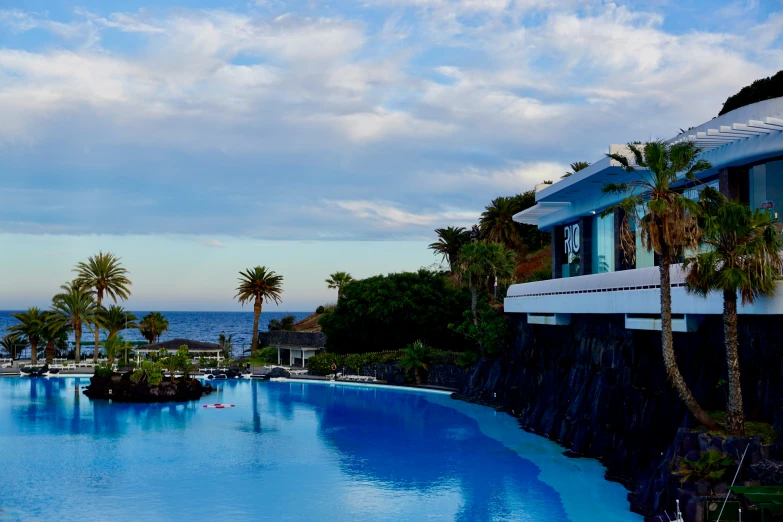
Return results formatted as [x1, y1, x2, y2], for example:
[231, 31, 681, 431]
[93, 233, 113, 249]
[514, 202, 571, 226]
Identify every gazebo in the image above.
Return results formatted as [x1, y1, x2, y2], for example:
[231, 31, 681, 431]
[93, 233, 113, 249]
[133, 339, 223, 365]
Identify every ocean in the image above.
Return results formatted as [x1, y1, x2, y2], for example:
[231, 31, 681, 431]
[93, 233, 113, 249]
[0, 310, 311, 355]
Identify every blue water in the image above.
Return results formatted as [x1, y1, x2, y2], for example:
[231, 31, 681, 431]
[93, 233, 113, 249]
[0, 311, 310, 355]
[0, 377, 639, 522]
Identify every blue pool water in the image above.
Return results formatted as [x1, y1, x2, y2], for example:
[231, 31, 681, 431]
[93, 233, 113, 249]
[0, 378, 640, 522]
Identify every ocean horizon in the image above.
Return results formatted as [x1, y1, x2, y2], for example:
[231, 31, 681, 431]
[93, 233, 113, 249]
[0, 310, 312, 353]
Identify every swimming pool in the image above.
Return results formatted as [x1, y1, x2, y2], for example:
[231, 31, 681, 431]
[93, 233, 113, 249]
[0, 378, 640, 521]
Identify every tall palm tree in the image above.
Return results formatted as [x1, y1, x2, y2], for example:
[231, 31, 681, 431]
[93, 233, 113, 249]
[6, 307, 45, 365]
[479, 197, 523, 251]
[561, 161, 591, 178]
[101, 305, 138, 340]
[51, 282, 101, 363]
[41, 312, 71, 364]
[138, 312, 169, 344]
[235, 266, 284, 355]
[685, 188, 783, 435]
[428, 226, 471, 273]
[325, 272, 354, 299]
[604, 140, 716, 429]
[457, 241, 516, 325]
[73, 252, 132, 362]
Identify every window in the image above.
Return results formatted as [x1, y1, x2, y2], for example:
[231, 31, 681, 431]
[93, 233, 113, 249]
[592, 213, 614, 274]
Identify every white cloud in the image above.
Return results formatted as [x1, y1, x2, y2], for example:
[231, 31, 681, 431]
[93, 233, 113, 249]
[327, 200, 478, 228]
[200, 238, 226, 248]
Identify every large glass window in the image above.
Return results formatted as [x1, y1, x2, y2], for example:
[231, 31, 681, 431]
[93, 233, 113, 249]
[592, 213, 614, 274]
[750, 160, 783, 221]
[561, 222, 581, 278]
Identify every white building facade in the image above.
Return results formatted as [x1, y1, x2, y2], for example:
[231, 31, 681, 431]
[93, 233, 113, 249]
[506, 97, 783, 331]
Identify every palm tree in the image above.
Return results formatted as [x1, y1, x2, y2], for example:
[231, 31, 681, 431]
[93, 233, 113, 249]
[428, 227, 471, 273]
[101, 305, 138, 340]
[561, 161, 591, 178]
[325, 272, 354, 300]
[235, 266, 284, 355]
[41, 312, 71, 364]
[51, 282, 101, 363]
[604, 140, 716, 429]
[6, 307, 45, 365]
[399, 340, 431, 385]
[685, 188, 783, 435]
[0, 335, 26, 359]
[73, 252, 132, 362]
[102, 335, 132, 365]
[457, 241, 516, 324]
[479, 197, 522, 251]
[138, 312, 169, 344]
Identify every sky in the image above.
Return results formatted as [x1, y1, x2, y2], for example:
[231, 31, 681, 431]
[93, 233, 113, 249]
[1, 0, 782, 311]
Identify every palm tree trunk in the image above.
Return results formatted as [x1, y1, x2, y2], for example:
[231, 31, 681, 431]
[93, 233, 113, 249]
[75, 326, 81, 363]
[94, 295, 102, 363]
[470, 286, 478, 326]
[30, 341, 38, 366]
[251, 298, 262, 355]
[46, 342, 54, 364]
[659, 259, 719, 430]
[723, 288, 745, 435]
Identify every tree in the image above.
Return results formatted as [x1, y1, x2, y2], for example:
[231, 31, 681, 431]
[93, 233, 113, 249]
[428, 227, 471, 273]
[325, 271, 354, 299]
[510, 190, 551, 250]
[479, 197, 523, 251]
[73, 252, 132, 363]
[235, 266, 284, 356]
[685, 188, 783, 435]
[719, 69, 783, 115]
[101, 305, 138, 340]
[604, 140, 716, 429]
[268, 315, 296, 331]
[318, 270, 474, 354]
[457, 241, 516, 324]
[0, 335, 26, 359]
[101, 335, 132, 365]
[6, 307, 45, 365]
[561, 161, 591, 179]
[51, 282, 101, 363]
[399, 340, 432, 385]
[138, 312, 169, 343]
[41, 312, 70, 364]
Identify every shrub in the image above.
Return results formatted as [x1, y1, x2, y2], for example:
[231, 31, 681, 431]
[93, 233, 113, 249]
[94, 362, 114, 378]
[456, 350, 478, 368]
[256, 346, 277, 364]
[268, 315, 296, 331]
[307, 352, 343, 375]
[319, 270, 475, 354]
[131, 360, 164, 386]
[398, 340, 432, 385]
[315, 305, 325, 314]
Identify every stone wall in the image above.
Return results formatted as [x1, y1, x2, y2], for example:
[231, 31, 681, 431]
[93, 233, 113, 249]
[460, 314, 783, 519]
[332, 362, 468, 389]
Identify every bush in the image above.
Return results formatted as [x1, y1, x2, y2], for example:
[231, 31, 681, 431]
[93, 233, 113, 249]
[456, 350, 478, 368]
[315, 305, 325, 314]
[318, 270, 475, 354]
[307, 352, 343, 375]
[94, 362, 114, 378]
[255, 346, 277, 364]
[268, 315, 296, 331]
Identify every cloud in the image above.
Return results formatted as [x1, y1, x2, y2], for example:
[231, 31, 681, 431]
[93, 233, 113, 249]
[200, 238, 226, 248]
[0, 2, 781, 241]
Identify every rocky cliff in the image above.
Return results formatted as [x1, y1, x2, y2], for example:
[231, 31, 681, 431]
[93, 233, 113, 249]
[459, 314, 783, 518]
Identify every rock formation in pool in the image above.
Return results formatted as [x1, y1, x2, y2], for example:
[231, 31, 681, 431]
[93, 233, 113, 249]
[84, 371, 213, 402]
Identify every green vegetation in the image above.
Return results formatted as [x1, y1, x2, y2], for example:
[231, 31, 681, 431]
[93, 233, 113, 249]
[685, 188, 783, 435]
[325, 271, 354, 299]
[307, 352, 344, 375]
[0, 336, 26, 359]
[268, 315, 296, 331]
[50, 282, 101, 363]
[676, 450, 735, 484]
[131, 360, 164, 386]
[604, 140, 715, 430]
[698, 412, 779, 444]
[428, 226, 471, 273]
[561, 161, 591, 179]
[254, 346, 278, 364]
[457, 241, 516, 321]
[139, 312, 169, 344]
[101, 305, 138, 340]
[319, 269, 474, 354]
[73, 251, 132, 363]
[719, 69, 783, 115]
[6, 307, 46, 365]
[235, 266, 284, 356]
[451, 303, 511, 357]
[398, 340, 432, 385]
[102, 335, 132, 365]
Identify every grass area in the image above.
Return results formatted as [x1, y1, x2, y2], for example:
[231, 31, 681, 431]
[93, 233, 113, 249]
[247, 356, 274, 366]
[694, 412, 779, 444]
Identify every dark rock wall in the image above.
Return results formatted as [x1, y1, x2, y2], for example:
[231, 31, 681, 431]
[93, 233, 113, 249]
[462, 314, 783, 517]
[338, 362, 469, 390]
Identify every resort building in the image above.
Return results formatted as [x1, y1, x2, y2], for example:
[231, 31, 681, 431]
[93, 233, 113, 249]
[507, 97, 783, 331]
